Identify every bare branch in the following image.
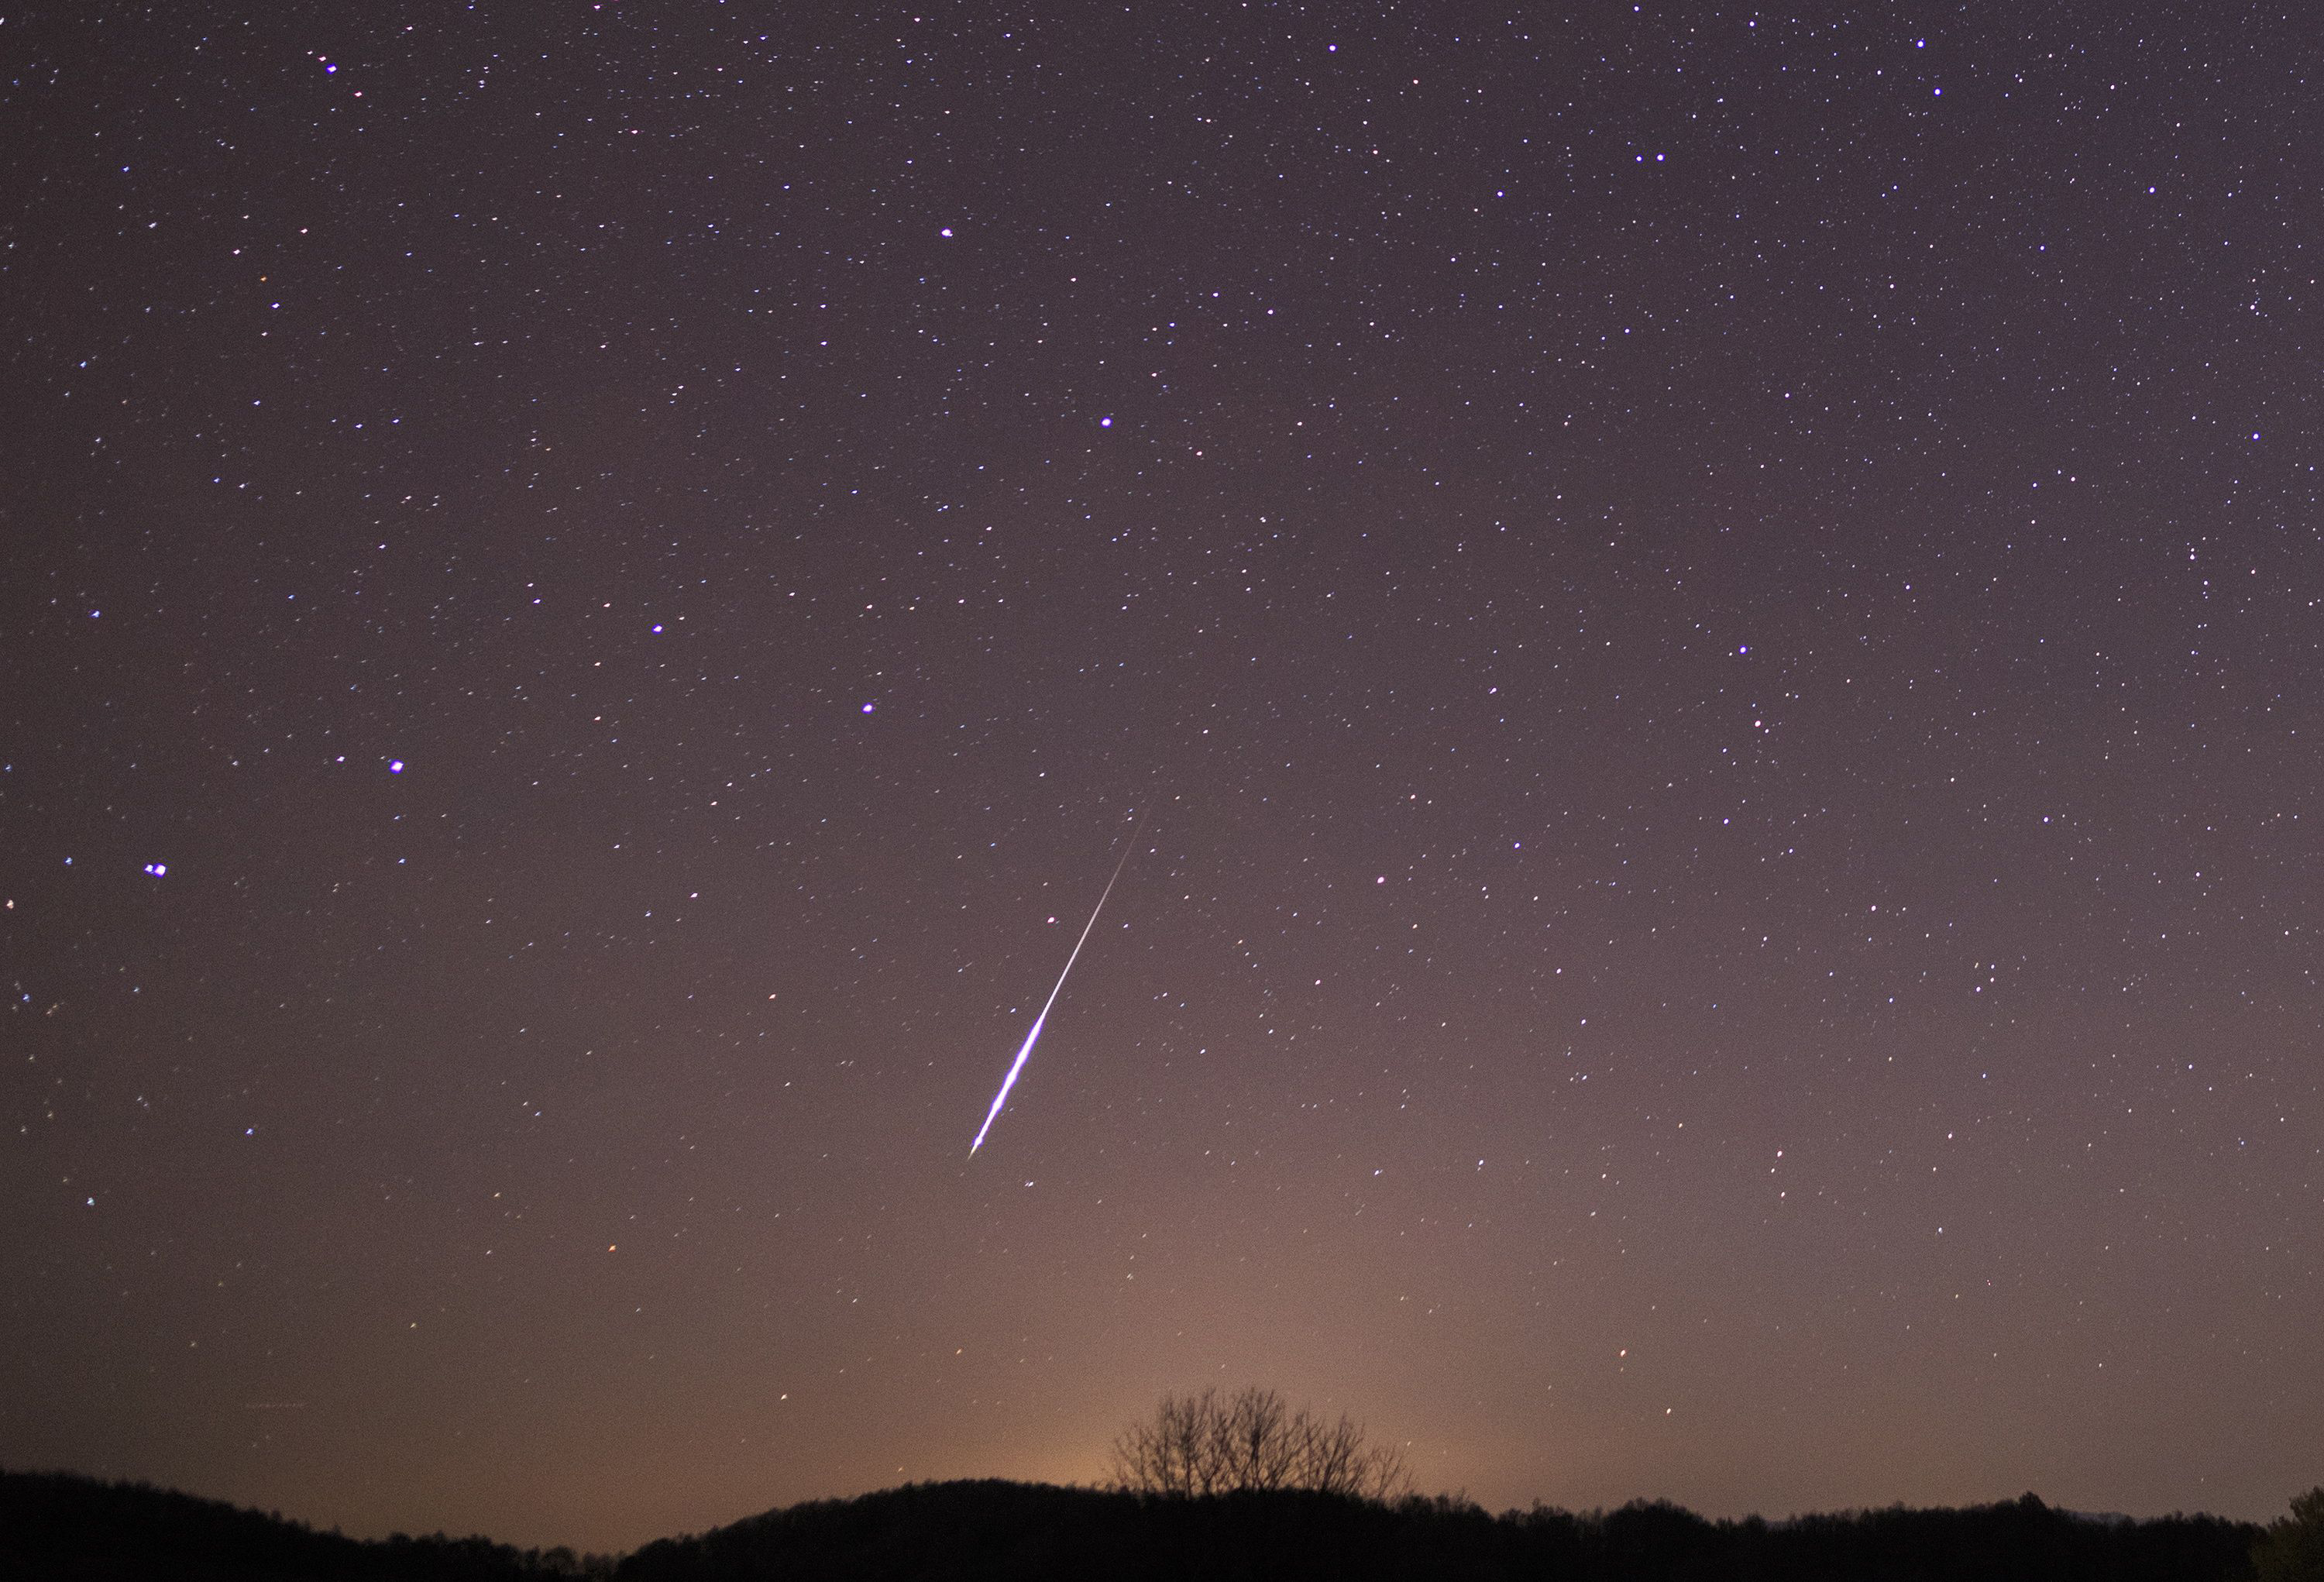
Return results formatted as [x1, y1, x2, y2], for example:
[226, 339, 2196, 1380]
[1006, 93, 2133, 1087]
[1111, 1387, 1408, 1501]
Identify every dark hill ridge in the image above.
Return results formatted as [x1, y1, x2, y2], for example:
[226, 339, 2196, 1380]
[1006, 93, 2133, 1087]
[2, 1468, 2264, 1581]
[620, 1481, 2262, 1582]
[0, 1469, 600, 1581]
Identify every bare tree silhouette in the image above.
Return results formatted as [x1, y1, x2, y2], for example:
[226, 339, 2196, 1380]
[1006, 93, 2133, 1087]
[1109, 1386, 1411, 1501]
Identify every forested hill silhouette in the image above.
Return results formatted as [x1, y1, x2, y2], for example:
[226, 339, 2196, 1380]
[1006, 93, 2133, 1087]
[2, 1468, 2271, 1581]
[619, 1481, 2263, 1581]
[0, 1469, 606, 1580]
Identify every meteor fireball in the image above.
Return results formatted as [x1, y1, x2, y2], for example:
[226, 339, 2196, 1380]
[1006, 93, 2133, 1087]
[968, 818, 1144, 1156]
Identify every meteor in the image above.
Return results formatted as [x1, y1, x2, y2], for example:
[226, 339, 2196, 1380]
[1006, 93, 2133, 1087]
[968, 818, 1144, 1156]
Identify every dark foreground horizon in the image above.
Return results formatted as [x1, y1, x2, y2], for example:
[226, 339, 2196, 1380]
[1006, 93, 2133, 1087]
[2, 1466, 2287, 1580]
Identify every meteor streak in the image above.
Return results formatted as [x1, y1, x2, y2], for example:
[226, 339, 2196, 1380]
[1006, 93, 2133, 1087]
[968, 818, 1143, 1156]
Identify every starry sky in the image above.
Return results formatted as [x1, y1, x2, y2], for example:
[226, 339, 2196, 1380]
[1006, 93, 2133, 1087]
[5, 0, 2320, 1556]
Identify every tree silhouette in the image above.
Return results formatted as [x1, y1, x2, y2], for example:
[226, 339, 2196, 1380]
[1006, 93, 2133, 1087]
[2256, 1487, 2324, 1582]
[1108, 1385, 1411, 1501]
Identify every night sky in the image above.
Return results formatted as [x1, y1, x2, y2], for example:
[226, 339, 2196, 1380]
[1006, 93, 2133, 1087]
[5, 0, 2320, 1556]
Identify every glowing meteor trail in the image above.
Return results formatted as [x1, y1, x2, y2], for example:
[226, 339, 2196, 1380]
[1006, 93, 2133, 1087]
[968, 820, 1143, 1156]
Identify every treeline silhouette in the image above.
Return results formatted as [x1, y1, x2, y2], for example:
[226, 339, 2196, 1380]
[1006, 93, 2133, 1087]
[0, 1468, 610, 1580]
[620, 1480, 2260, 1581]
[2, 1467, 2272, 1581]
